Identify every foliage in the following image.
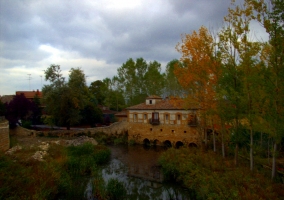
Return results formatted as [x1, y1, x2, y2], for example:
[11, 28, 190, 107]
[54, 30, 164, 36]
[159, 148, 284, 200]
[106, 178, 127, 200]
[66, 143, 111, 175]
[164, 59, 184, 97]
[42, 65, 94, 130]
[89, 80, 106, 105]
[0, 142, 111, 199]
[0, 100, 6, 116]
[80, 102, 103, 127]
[117, 58, 164, 106]
[21, 120, 32, 129]
[175, 26, 221, 148]
[5, 93, 34, 127]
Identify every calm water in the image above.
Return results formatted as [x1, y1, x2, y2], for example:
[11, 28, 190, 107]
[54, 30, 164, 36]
[86, 145, 192, 200]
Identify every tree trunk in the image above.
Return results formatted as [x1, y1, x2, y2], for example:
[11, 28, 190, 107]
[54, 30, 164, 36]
[268, 138, 270, 163]
[271, 142, 277, 179]
[213, 129, 216, 152]
[211, 119, 216, 152]
[221, 119, 225, 158]
[235, 143, 239, 166]
[204, 127, 208, 149]
[250, 127, 254, 171]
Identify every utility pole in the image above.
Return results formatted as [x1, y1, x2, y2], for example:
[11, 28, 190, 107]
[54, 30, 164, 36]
[27, 74, 32, 90]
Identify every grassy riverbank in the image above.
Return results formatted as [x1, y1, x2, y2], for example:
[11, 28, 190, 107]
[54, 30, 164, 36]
[159, 148, 284, 200]
[0, 142, 111, 199]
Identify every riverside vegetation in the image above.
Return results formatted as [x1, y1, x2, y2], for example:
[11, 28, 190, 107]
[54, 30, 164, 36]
[159, 147, 284, 200]
[0, 139, 129, 199]
[1, 132, 284, 199]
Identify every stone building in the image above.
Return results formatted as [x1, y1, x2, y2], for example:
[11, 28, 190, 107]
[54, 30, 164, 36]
[126, 95, 200, 147]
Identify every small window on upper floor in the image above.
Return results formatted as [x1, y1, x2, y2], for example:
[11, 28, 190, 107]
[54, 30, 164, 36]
[149, 100, 152, 104]
[134, 114, 137, 121]
[165, 114, 169, 120]
[144, 114, 147, 120]
[177, 115, 181, 120]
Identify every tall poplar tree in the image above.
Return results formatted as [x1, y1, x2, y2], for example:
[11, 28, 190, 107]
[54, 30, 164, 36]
[250, 0, 284, 178]
[175, 26, 220, 148]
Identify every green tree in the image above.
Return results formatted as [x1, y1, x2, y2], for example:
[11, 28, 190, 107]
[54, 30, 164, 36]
[89, 80, 106, 105]
[223, 0, 264, 171]
[144, 60, 165, 96]
[250, 0, 284, 178]
[42, 65, 88, 130]
[164, 59, 184, 97]
[117, 58, 163, 106]
[0, 100, 6, 116]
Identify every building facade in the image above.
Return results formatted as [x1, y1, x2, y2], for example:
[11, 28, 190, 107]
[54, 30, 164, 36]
[126, 95, 200, 147]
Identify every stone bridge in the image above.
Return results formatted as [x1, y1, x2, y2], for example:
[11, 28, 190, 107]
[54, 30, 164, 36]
[10, 120, 200, 148]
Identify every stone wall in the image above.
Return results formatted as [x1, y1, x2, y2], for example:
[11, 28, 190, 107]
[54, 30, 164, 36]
[12, 120, 129, 137]
[0, 120, 9, 151]
[128, 122, 200, 147]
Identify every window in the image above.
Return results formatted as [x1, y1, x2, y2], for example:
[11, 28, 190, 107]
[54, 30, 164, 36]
[144, 114, 147, 120]
[160, 129, 163, 132]
[134, 114, 137, 121]
[150, 128, 152, 131]
[152, 112, 159, 120]
[171, 130, 175, 133]
[177, 115, 181, 120]
[149, 100, 152, 104]
[151, 112, 159, 125]
[165, 114, 169, 120]
[184, 131, 187, 133]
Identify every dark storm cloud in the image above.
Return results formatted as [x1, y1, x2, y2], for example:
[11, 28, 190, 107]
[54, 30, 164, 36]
[0, 0, 237, 95]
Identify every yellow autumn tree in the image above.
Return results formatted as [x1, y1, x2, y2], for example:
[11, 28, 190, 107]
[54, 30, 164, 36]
[175, 26, 221, 148]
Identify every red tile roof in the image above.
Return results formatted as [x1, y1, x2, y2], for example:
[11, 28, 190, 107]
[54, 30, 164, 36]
[16, 91, 42, 99]
[146, 95, 162, 99]
[127, 98, 199, 110]
[115, 110, 127, 116]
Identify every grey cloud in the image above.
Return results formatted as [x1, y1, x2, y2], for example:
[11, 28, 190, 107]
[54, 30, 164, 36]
[0, 0, 238, 95]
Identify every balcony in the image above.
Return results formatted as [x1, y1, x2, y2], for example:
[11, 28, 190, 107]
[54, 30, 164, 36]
[149, 118, 160, 125]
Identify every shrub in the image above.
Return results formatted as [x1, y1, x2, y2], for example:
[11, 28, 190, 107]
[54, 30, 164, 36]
[129, 139, 136, 146]
[159, 148, 284, 200]
[22, 120, 32, 129]
[106, 178, 126, 200]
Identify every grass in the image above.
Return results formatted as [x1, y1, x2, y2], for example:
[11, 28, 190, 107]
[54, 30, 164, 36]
[92, 132, 128, 145]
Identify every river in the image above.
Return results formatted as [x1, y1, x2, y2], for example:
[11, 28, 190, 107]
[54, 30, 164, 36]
[86, 145, 192, 200]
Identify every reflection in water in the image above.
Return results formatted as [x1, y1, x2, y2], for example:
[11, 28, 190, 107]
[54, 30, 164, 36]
[88, 145, 191, 200]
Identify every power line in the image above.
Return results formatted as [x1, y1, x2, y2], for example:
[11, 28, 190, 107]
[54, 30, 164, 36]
[27, 74, 32, 90]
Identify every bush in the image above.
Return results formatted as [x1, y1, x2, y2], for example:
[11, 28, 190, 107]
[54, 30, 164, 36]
[66, 143, 110, 175]
[0, 142, 111, 199]
[129, 139, 136, 146]
[22, 120, 32, 129]
[159, 148, 284, 200]
[106, 178, 126, 200]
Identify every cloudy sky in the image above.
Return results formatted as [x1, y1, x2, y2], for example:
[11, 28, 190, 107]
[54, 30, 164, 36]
[0, 0, 267, 95]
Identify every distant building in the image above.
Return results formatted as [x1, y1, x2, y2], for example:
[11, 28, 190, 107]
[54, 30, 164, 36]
[15, 90, 42, 101]
[115, 110, 127, 122]
[126, 95, 200, 147]
[98, 105, 118, 124]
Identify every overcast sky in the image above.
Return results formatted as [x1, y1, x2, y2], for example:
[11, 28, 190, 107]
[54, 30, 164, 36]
[0, 0, 267, 95]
